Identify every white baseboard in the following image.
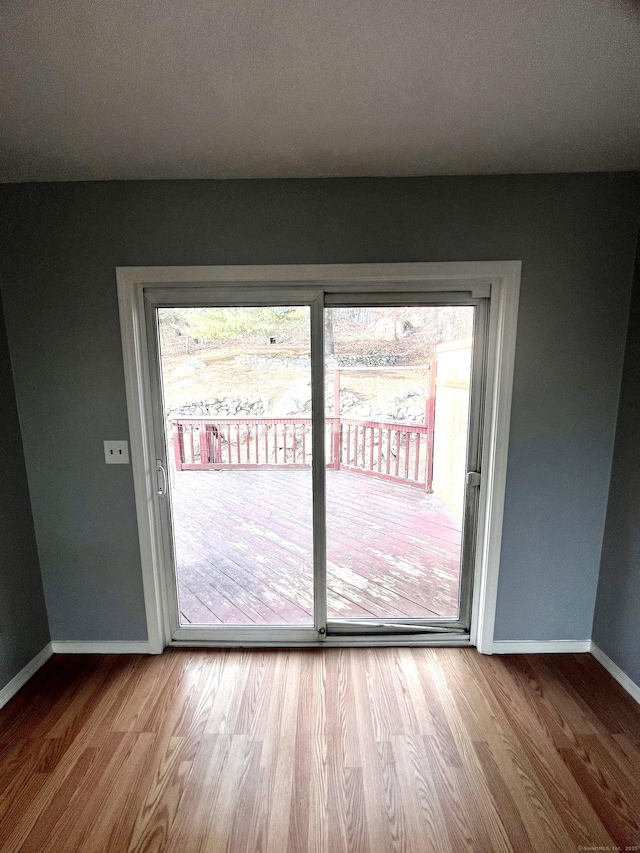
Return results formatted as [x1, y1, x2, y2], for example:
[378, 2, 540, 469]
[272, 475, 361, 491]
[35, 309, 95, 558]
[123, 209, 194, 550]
[51, 641, 151, 654]
[491, 640, 592, 654]
[590, 643, 640, 706]
[3, 639, 637, 716]
[0, 643, 54, 710]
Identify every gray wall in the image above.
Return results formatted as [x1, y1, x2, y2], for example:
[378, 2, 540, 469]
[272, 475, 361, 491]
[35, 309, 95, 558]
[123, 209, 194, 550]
[0, 175, 638, 643]
[593, 241, 640, 684]
[0, 291, 50, 689]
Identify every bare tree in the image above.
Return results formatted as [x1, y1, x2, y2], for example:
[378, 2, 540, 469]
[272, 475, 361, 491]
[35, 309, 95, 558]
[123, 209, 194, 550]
[325, 308, 335, 356]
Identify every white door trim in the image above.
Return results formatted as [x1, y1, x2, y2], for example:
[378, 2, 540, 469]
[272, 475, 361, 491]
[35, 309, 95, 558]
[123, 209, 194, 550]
[117, 262, 521, 654]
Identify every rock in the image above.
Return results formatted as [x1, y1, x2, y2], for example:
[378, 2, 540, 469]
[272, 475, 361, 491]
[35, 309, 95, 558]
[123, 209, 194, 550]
[368, 319, 414, 342]
[235, 354, 311, 370]
[335, 351, 398, 367]
[370, 317, 398, 341]
[174, 358, 206, 376]
[272, 380, 312, 415]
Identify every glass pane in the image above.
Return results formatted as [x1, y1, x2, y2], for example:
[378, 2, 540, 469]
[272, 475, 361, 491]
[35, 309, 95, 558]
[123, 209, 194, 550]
[158, 306, 314, 626]
[324, 305, 474, 621]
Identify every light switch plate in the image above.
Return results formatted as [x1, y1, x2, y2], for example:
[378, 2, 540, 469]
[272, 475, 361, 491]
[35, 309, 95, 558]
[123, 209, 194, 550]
[104, 440, 129, 464]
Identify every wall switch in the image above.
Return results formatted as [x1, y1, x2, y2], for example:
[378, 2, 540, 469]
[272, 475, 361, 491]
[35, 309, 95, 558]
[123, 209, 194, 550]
[104, 440, 129, 464]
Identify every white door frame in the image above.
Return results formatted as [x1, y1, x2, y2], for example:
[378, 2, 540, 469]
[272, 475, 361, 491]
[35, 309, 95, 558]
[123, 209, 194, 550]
[117, 262, 521, 654]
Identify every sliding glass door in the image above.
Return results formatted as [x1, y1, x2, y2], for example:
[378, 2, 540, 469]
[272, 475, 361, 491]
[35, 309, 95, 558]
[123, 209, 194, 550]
[145, 286, 486, 643]
[157, 305, 315, 627]
[324, 303, 482, 633]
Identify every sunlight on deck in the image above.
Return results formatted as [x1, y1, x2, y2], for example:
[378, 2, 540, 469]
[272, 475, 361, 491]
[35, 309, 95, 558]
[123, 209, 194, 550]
[171, 469, 462, 625]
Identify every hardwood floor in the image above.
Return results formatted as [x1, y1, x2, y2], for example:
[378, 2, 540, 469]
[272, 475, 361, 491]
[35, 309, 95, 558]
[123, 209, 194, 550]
[1, 648, 639, 852]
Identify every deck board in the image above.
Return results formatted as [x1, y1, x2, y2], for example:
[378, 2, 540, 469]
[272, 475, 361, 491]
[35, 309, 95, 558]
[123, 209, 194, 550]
[170, 468, 462, 624]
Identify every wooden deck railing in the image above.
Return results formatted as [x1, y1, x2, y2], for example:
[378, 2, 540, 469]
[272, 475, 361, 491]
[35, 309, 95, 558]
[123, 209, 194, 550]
[171, 415, 434, 489]
[336, 417, 430, 487]
[172, 417, 323, 471]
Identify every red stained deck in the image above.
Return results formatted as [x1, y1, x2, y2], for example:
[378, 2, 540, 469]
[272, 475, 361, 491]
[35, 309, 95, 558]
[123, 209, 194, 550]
[171, 468, 462, 625]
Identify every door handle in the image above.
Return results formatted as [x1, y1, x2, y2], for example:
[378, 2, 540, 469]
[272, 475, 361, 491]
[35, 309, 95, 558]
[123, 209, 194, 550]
[156, 460, 168, 497]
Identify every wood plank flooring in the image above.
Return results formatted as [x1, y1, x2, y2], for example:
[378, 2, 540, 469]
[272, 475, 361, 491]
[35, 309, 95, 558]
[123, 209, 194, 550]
[172, 469, 462, 625]
[1, 648, 639, 852]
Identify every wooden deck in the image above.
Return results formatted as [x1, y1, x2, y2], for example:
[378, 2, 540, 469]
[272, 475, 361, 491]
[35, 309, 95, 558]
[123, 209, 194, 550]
[171, 468, 462, 625]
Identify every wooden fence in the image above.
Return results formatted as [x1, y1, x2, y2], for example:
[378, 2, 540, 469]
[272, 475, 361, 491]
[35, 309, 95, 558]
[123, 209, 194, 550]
[336, 417, 430, 486]
[171, 414, 434, 489]
[172, 417, 322, 470]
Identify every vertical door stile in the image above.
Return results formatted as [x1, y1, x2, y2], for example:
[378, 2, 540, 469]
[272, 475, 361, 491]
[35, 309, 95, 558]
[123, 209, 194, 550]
[144, 298, 180, 640]
[310, 293, 327, 638]
[457, 297, 490, 629]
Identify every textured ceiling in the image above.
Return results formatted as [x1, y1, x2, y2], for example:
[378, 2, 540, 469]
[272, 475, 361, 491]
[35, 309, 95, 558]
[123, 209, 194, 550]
[1, 0, 639, 182]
